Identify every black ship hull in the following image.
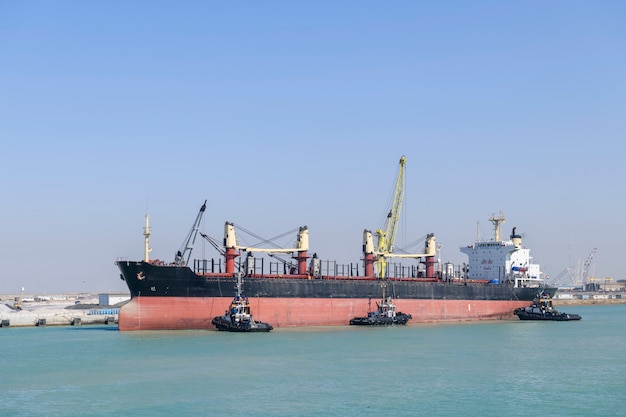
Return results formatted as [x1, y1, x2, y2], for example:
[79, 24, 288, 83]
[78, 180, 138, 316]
[117, 261, 553, 301]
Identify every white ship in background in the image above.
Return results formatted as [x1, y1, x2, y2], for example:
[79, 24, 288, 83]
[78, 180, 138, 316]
[460, 213, 544, 288]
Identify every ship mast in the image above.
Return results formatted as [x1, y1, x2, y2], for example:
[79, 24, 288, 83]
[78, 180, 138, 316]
[489, 211, 506, 241]
[144, 214, 152, 262]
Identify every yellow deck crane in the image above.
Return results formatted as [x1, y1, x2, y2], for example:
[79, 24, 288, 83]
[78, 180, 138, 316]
[375, 155, 406, 279]
[363, 156, 436, 279]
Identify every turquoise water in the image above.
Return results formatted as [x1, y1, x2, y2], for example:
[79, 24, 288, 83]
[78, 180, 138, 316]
[1, 305, 624, 417]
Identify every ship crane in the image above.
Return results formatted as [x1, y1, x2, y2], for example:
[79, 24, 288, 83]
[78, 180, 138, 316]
[374, 155, 406, 279]
[223, 222, 310, 275]
[199, 232, 225, 256]
[363, 156, 437, 278]
[225, 223, 309, 254]
[364, 231, 436, 260]
[268, 253, 299, 274]
[386, 234, 437, 259]
[174, 200, 207, 266]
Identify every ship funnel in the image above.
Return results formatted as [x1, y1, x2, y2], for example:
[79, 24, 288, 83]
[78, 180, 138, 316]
[510, 227, 522, 248]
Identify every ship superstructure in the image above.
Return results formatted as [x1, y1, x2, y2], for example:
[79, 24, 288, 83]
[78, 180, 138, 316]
[460, 213, 543, 288]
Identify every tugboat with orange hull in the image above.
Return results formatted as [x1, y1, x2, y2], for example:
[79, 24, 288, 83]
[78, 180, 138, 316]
[211, 274, 273, 332]
[514, 292, 581, 321]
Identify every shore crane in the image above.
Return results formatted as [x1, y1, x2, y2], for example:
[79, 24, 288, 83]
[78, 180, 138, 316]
[582, 248, 598, 284]
[549, 247, 598, 287]
[375, 155, 406, 279]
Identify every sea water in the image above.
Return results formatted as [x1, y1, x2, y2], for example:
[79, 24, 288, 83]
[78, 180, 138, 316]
[1, 305, 624, 417]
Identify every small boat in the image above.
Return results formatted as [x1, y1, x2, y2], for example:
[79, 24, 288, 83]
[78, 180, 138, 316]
[514, 292, 582, 321]
[211, 274, 273, 332]
[350, 285, 412, 326]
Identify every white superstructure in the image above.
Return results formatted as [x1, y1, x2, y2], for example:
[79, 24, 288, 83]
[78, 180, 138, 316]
[460, 214, 543, 288]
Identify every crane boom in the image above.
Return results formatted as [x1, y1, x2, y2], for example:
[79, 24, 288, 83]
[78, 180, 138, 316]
[199, 232, 225, 256]
[385, 155, 406, 254]
[224, 222, 309, 254]
[376, 155, 406, 278]
[582, 247, 598, 282]
[174, 200, 207, 266]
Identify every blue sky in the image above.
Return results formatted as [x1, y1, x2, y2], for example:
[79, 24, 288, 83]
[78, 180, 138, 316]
[1, 1, 624, 294]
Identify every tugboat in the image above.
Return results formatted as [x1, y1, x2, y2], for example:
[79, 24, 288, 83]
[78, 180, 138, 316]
[514, 292, 582, 321]
[211, 274, 273, 332]
[350, 285, 412, 326]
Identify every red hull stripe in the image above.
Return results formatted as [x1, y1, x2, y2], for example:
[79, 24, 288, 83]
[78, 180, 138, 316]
[118, 297, 529, 331]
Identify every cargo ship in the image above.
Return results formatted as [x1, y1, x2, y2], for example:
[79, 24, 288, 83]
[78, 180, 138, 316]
[116, 210, 554, 330]
[115, 158, 554, 330]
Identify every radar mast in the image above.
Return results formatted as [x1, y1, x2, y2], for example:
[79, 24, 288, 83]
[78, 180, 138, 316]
[489, 211, 506, 241]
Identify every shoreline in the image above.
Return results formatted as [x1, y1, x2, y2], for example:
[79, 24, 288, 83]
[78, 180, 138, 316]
[552, 298, 626, 306]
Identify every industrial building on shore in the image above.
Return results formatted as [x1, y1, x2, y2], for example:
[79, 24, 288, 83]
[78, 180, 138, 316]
[0, 292, 129, 328]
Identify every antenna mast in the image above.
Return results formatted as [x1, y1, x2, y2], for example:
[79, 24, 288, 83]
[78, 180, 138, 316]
[144, 214, 152, 262]
[489, 211, 506, 241]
